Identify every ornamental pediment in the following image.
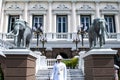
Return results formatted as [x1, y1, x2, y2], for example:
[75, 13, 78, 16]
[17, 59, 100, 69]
[79, 4, 94, 10]
[53, 4, 71, 14]
[5, 3, 24, 10]
[4, 3, 23, 14]
[103, 4, 116, 10]
[28, 3, 47, 14]
[100, 4, 119, 14]
[77, 4, 95, 14]
[29, 4, 46, 10]
[54, 4, 70, 10]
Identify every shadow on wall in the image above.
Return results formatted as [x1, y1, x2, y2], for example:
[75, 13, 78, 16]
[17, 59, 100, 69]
[60, 52, 68, 59]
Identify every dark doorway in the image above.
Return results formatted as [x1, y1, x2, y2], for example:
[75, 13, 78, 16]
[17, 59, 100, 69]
[60, 52, 68, 59]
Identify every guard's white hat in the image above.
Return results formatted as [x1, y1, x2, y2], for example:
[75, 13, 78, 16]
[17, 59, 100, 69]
[114, 64, 119, 69]
[56, 55, 62, 59]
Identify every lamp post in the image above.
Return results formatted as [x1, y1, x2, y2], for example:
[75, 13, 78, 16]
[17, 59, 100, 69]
[40, 35, 47, 56]
[77, 25, 87, 47]
[32, 24, 43, 49]
[73, 34, 80, 51]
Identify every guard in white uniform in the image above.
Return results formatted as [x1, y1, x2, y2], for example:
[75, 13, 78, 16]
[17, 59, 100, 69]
[51, 55, 67, 80]
[114, 64, 119, 80]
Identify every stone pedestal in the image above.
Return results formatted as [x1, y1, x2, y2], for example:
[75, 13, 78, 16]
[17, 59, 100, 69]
[33, 51, 41, 74]
[39, 56, 47, 69]
[0, 51, 6, 79]
[79, 51, 86, 75]
[84, 48, 117, 80]
[3, 49, 37, 80]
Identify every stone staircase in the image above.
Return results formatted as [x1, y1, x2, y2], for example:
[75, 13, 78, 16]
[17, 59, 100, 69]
[36, 69, 84, 80]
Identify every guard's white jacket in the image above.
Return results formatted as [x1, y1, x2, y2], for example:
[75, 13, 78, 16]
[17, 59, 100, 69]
[51, 62, 67, 80]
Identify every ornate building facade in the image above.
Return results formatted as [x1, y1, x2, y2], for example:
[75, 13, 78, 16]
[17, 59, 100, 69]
[0, 0, 120, 58]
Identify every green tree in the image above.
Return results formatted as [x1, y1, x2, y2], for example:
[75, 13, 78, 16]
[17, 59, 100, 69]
[62, 57, 79, 69]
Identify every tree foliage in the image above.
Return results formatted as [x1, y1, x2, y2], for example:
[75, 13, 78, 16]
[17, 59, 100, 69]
[62, 57, 79, 69]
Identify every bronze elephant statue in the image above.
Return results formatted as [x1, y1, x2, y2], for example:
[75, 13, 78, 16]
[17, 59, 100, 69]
[88, 18, 108, 48]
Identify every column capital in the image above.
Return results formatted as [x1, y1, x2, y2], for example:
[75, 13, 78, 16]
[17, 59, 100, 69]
[71, 0, 76, 3]
[95, 0, 100, 3]
[48, 0, 53, 3]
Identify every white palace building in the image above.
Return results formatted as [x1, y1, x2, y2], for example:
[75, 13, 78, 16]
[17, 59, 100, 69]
[0, 0, 120, 58]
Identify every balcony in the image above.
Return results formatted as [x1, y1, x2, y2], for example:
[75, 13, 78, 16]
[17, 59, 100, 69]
[3, 32, 117, 41]
[0, 32, 118, 49]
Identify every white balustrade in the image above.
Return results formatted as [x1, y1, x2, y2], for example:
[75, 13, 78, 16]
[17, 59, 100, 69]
[46, 59, 56, 69]
[79, 51, 86, 75]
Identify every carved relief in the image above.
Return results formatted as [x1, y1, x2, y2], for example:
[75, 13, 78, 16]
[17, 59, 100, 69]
[28, 3, 47, 14]
[80, 4, 92, 10]
[8, 4, 20, 9]
[32, 4, 46, 10]
[56, 4, 69, 10]
[5, 2, 23, 14]
[53, 4, 71, 14]
[103, 4, 115, 10]
[100, 4, 118, 14]
[77, 4, 95, 14]
[6, 3, 22, 10]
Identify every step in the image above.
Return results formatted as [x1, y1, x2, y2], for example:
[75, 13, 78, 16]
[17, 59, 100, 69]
[36, 69, 84, 80]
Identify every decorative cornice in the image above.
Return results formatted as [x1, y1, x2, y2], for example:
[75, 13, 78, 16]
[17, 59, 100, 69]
[76, 10, 95, 15]
[53, 10, 71, 14]
[29, 10, 47, 15]
[100, 10, 119, 14]
[5, 10, 23, 15]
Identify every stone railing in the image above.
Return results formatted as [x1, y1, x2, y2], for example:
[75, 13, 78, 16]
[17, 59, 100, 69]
[46, 59, 56, 69]
[1, 32, 117, 41]
[0, 39, 15, 49]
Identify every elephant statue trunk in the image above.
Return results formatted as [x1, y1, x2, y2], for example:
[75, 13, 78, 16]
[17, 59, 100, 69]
[8, 19, 32, 48]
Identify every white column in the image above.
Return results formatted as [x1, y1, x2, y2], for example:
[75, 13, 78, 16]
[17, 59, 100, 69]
[116, 12, 120, 41]
[53, 14, 56, 33]
[48, 2, 52, 32]
[0, 0, 2, 11]
[115, 14, 120, 33]
[68, 14, 70, 33]
[101, 14, 104, 19]
[91, 14, 95, 23]
[4, 14, 9, 33]
[118, 2, 120, 33]
[77, 14, 80, 26]
[68, 14, 71, 40]
[43, 14, 46, 33]
[72, 2, 77, 32]
[0, 0, 3, 23]
[29, 14, 33, 28]
[95, 2, 100, 18]
[79, 51, 86, 75]
[24, 2, 28, 22]
[0, 2, 4, 33]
